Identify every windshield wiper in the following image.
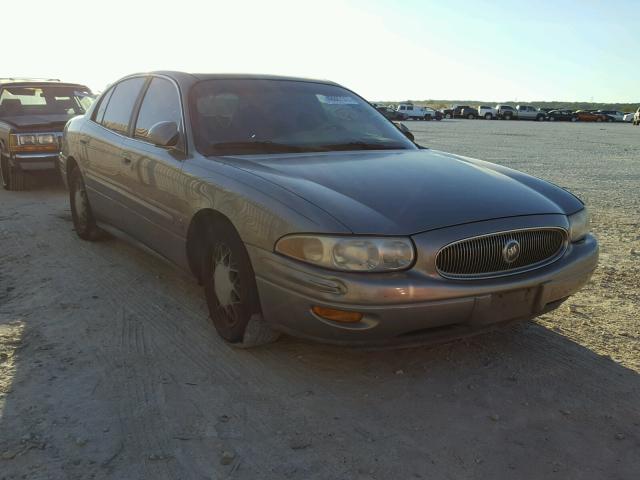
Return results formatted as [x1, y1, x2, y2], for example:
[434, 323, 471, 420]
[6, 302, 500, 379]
[205, 141, 307, 155]
[320, 141, 407, 151]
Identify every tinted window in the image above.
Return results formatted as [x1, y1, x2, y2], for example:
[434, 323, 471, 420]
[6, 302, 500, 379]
[0, 85, 93, 117]
[93, 87, 114, 124]
[101, 77, 146, 135]
[134, 77, 182, 141]
[190, 79, 416, 155]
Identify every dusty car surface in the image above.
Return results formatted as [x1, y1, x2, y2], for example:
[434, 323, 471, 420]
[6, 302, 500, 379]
[60, 72, 598, 347]
[0, 78, 94, 190]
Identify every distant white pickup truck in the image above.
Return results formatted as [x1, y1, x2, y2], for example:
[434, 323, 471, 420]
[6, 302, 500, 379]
[478, 105, 498, 120]
[396, 103, 437, 120]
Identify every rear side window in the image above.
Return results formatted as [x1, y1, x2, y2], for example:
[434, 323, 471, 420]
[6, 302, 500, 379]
[134, 77, 182, 141]
[93, 87, 114, 124]
[101, 77, 147, 135]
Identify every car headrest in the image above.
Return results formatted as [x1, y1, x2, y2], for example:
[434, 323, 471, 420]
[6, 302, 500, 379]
[0, 98, 24, 115]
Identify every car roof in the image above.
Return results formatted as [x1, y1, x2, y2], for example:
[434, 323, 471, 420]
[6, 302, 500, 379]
[131, 71, 341, 87]
[0, 78, 90, 89]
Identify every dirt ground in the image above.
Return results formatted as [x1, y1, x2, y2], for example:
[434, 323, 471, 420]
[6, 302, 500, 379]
[0, 120, 638, 479]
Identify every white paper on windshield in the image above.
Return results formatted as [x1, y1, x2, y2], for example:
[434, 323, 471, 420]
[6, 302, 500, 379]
[316, 94, 359, 105]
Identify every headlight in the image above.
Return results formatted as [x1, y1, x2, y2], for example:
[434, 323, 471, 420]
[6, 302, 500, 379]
[17, 134, 37, 145]
[275, 235, 415, 272]
[568, 208, 590, 242]
[37, 134, 57, 145]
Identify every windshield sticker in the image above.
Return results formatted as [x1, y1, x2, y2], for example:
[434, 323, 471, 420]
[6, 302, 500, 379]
[316, 94, 359, 105]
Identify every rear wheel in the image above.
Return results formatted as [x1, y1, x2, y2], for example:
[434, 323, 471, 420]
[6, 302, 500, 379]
[536, 115, 545, 121]
[0, 150, 26, 191]
[549, 116, 555, 121]
[596, 117, 602, 123]
[202, 221, 280, 347]
[69, 167, 104, 241]
[504, 113, 512, 120]
[445, 113, 452, 119]
[607, 117, 613, 123]
[571, 116, 578, 122]
[467, 113, 475, 119]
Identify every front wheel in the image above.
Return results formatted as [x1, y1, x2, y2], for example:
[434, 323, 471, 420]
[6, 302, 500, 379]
[536, 115, 545, 121]
[596, 117, 602, 123]
[607, 118, 613, 123]
[549, 116, 556, 121]
[571, 116, 578, 122]
[445, 113, 452, 119]
[467, 113, 475, 119]
[504, 113, 512, 120]
[69, 167, 104, 241]
[484, 113, 493, 120]
[202, 222, 280, 347]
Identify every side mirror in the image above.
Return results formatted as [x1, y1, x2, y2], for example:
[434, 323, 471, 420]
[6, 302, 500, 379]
[147, 121, 179, 147]
[394, 121, 414, 142]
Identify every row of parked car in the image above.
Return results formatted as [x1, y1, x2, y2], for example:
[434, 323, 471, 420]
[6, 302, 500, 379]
[375, 102, 640, 124]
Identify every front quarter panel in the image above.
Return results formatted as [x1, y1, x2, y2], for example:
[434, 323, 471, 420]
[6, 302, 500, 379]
[181, 155, 351, 251]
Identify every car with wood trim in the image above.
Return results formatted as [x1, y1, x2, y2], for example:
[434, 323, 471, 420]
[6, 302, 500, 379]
[59, 71, 598, 348]
[0, 78, 94, 190]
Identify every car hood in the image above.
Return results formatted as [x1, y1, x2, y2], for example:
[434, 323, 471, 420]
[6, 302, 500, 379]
[0, 114, 76, 130]
[217, 149, 583, 235]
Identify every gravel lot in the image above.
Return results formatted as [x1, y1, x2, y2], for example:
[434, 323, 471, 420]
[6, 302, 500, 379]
[0, 120, 638, 479]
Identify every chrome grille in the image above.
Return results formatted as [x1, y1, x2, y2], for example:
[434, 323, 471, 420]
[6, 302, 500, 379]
[436, 228, 567, 279]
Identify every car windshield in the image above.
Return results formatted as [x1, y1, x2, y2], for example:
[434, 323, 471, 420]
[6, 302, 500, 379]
[190, 79, 417, 155]
[0, 85, 94, 117]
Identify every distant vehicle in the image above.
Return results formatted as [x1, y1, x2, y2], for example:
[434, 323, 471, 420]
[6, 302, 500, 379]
[622, 112, 634, 122]
[633, 108, 640, 125]
[496, 104, 516, 120]
[547, 109, 576, 122]
[0, 78, 94, 190]
[376, 106, 407, 121]
[573, 110, 613, 122]
[442, 105, 478, 119]
[539, 108, 554, 113]
[478, 105, 498, 120]
[395, 103, 435, 120]
[515, 105, 546, 121]
[596, 110, 625, 122]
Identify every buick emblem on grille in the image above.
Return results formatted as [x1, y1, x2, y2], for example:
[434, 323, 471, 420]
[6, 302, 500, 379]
[502, 239, 521, 263]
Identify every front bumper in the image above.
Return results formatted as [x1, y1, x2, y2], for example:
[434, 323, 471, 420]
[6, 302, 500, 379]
[12, 152, 59, 172]
[249, 217, 598, 346]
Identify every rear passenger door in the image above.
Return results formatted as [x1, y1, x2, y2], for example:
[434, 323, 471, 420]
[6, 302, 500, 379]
[117, 76, 189, 261]
[82, 76, 147, 229]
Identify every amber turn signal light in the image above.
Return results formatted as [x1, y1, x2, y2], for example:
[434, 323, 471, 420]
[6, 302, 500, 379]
[312, 306, 363, 323]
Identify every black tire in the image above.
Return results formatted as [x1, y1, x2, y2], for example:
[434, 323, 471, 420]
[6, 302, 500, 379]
[607, 118, 613, 123]
[424, 115, 431, 121]
[467, 113, 474, 119]
[445, 113, 452, 119]
[202, 220, 280, 346]
[536, 115, 545, 121]
[69, 167, 104, 241]
[596, 117, 602, 123]
[0, 150, 26, 191]
[549, 116, 555, 121]
[571, 116, 578, 122]
[504, 113, 512, 120]
[484, 113, 492, 120]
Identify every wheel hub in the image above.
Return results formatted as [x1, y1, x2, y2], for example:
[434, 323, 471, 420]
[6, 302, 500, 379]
[213, 247, 240, 308]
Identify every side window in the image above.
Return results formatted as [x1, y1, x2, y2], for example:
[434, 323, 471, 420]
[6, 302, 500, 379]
[399, 106, 405, 110]
[92, 87, 114, 124]
[134, 77, 182, 141]
[101, 77, 147, 135]
[407, 106, 413, 111]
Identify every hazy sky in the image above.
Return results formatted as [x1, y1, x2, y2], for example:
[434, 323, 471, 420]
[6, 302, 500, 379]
[2, 0, 637, 102]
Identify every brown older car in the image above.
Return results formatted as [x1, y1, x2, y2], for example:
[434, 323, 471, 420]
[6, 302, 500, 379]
[573, 110, 613, 122]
